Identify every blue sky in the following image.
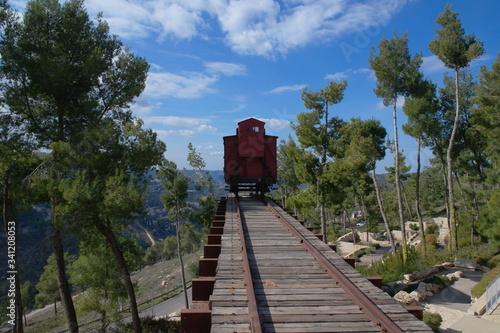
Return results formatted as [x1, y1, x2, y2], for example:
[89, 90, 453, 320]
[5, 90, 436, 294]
[13, 0, 500, 172]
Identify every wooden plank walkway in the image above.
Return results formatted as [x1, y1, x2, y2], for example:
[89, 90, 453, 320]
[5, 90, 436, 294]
[210, 196, 432, 333]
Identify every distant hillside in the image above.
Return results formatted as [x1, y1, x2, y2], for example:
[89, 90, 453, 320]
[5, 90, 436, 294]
[0, 170, 227, 312]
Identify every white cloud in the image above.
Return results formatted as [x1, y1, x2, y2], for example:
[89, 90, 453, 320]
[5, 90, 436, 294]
[422, 54, 492, 76]
[154, 129, 196, 139]
[144, 116, 218, 138]
[145, 71, 218, 99]
[325, 71, 350, 81]
[143, 116, 212, 127]
[196, 124, 218, 132]
[85, 0, 156, 39]
[266, 84, 307, 94]
[255, 117, 291, 130]
[325, 68, 372, 81]
[179, 129, 196, 137]
[154, 129, 178, 138]
[213, 104, 247, 114]
[328, 0, 405, 34]
[472, 54, 493, 67]
[209, 151, 224, 156]
[376, 96, 405, 110]
[130, 96, 163, 116]
[204, 62, 247, 76]
[421, 55, 446, 74]
[216, 0, 345, 56]
[152, 2, 202, 40]
[81, 0, 410, 58]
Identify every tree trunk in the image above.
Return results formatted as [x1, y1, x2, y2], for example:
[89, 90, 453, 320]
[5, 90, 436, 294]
[447, 68, 461, 252]
[401, 181, 414, 220]
[321, 102, 329, 244]
[439, 159, 451, 231]
[393, 98, 408, 262]
[98, 224, 142, 333]
[342, 208, 347, 234]
[101, 309, 107, 333]
[320, 201, 327, 244]
[415, 137, 427, 255]
[176, 207, 189, 309]
[372, 167, 396, 252]
[2, 169, 10, 229]
[359, 195, 369, 242]
[471, 194, 479, 247]
[344, 208, 356, 245]
[52, 226, 79, 332]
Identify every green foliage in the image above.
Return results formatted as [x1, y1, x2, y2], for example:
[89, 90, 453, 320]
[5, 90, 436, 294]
[423, 311, 443, 333]
[437, 70, 487, 187]
[403, 79, 440, 143]
[297, 80, 348, 157]
[1, 1, 160, 330]
[144, 225, 204, 265]
[158, 160, 191, 309]
[474, 53, 500, 176]
[425, 234, 437, 247]
[352, 247, 372, 261]
[180, 223, 202, 254]
[428, 4, 484, 70]
[428, 4, 485, 252]
[189, 261, 199, 278]
[369, 32, 423, 106]
[477, 186, 500, 248]
[471, 266, 500, 299]
[274, 137, 302, 208]
[357, 247, 421, 283]
[425, 224, 438, 234]
[403, 275, 450, 294]
[487, 254, 500, 268]
[455, 244, 498, 266]
[158, 161, 188, 216]
[409, 223, 419, 231]
[1, 0, 149, 144]
[187, 143, 217, 227]
[424, 274, 450, 287]
[119, 316, 180, 333]
[358, 245, 497, 284]
[369, 31, 422, 263]
[35, 253, 74, 309]
[70, 238, 130, 328]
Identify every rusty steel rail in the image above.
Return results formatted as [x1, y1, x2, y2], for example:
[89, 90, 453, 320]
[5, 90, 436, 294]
[264, 197, 404, 333]
[235, 198, 263, 333]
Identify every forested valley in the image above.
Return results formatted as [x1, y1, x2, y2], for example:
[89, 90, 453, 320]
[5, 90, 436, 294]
[1, 1, 499, 333]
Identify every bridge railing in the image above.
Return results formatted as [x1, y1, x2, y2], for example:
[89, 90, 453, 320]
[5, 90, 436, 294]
[486, 273, 500, 313]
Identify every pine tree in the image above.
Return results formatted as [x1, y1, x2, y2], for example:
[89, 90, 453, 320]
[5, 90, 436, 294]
[1, 1, 152, 331]
[293, 80, 348, 243]
[429, 4, 484, 251]
[158, 161, 190, 309]
[369, 32, 422, 262]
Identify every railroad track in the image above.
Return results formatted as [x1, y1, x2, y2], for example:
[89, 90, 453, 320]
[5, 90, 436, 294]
[182, 195, 432, 333]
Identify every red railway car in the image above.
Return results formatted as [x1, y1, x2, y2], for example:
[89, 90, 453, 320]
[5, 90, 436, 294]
[223, 118, 278, 194]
